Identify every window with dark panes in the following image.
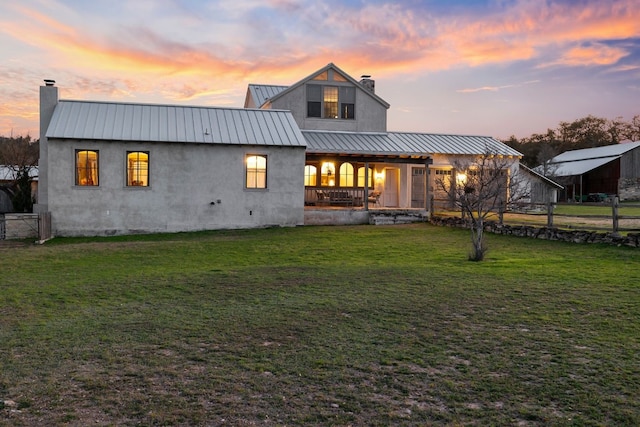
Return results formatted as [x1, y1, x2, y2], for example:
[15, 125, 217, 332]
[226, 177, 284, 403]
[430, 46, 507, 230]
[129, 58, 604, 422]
[307, 85, 321, 118]
[340, 87, 355, 119]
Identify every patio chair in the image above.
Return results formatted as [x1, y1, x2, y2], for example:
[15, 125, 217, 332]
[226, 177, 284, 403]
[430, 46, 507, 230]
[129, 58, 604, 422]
[368, 191, 381, 206]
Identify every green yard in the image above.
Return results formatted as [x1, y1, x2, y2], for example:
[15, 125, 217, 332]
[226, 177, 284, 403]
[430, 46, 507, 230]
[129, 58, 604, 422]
[1, 224, 638, 426]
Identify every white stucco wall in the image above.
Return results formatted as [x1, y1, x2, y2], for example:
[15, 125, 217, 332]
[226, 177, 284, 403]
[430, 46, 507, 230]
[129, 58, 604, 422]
[47, 139, 305, 236]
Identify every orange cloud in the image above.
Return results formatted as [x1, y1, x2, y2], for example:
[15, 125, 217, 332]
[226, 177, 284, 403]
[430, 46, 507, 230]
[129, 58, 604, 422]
[544, 43, 630, 67]
[1, 0, 639, 137]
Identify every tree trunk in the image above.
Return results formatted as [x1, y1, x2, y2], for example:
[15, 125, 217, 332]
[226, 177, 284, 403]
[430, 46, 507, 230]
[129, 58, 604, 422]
[470, 217, 486, 261]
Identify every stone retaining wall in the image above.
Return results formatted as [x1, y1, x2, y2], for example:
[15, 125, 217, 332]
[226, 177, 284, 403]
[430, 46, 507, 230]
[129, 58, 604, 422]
[430, 216, 640, 248]
[619, 178, 640, 201]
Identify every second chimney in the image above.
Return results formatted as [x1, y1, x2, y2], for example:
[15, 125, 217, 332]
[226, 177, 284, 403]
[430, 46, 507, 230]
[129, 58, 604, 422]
[359, 75, 375, 93]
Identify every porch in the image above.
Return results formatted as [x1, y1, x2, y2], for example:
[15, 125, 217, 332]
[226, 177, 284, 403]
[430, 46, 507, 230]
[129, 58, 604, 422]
[304, 204, 429, 226]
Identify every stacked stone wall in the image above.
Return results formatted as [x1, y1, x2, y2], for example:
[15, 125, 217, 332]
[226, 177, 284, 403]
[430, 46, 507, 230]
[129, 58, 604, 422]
[430, 216, 639, 248]
[619, 178, 640, 201]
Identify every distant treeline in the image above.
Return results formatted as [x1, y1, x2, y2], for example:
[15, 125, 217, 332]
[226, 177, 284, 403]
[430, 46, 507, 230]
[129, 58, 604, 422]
[502, 115, 640, 168]
[0, 135, 39, 167]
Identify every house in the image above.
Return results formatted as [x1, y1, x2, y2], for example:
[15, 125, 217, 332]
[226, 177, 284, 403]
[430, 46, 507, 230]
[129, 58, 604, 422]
[36, 63, 534, 237]
[35, 82, 307, 236]
[246, 63, 523, 216]
[539, 141, 640, 202]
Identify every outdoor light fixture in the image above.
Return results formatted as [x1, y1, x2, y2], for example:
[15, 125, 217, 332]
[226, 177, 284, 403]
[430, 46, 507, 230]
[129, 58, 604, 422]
[456, 173, 467, 185]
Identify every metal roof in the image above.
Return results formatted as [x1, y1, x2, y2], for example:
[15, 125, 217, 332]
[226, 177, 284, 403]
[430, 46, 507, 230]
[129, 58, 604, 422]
[247, 84, 288, 108]
[542, 141, 640, 177]
[551, 141, 640, 163]
[46, 100, 306, 147]
[551, 156, 621, 177]
[302, 130, 522, 157]
[519, 164, 563, 188]
[0, 165, 38, 181]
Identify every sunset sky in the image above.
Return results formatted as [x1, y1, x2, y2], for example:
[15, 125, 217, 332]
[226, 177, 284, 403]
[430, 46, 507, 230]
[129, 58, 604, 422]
[1, 0, 638, 140]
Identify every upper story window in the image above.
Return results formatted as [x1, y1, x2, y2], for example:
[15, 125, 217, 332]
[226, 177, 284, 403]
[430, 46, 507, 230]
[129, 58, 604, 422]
[246, 154, 267, 189]
[127, 151, 149, 187]
[340, 87, 355, 119]
[307, 85, 356, 120]
[75, 150, 99, 186]
[306, 69, 356, 120]
[313, 71, 328, 81]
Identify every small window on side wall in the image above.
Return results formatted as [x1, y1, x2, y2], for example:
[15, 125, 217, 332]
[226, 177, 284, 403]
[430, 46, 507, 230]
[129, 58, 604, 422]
[127, 151, 149, 187]
[75, 150, 99, 186]
[246, 154, 267, 189]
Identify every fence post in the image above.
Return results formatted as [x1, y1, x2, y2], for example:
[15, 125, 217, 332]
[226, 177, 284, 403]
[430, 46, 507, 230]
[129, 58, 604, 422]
[547, 202, 553, 228]
[38, 212, 52, 242]
[612, 196, 619, 234]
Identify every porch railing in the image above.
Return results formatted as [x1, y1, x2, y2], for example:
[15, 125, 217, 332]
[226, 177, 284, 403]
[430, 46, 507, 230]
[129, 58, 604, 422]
[305, 187, 372, 207]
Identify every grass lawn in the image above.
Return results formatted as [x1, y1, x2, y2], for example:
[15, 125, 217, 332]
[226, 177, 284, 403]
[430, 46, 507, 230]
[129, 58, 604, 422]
[1, 224, 639, 426]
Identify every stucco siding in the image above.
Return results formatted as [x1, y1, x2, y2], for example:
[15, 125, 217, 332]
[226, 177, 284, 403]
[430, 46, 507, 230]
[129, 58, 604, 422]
[47, 139, 305, 236]
[270, 83, 387, 132]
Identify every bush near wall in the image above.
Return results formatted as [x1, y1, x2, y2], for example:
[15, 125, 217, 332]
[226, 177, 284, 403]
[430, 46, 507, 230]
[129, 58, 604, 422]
[431, 215, 640, 248]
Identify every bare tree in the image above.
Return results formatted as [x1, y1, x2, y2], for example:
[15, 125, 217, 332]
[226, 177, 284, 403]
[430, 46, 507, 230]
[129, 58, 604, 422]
[0, 136, 39, 212]
[536, 144, 559, 178]
[436, 150, 529, 261]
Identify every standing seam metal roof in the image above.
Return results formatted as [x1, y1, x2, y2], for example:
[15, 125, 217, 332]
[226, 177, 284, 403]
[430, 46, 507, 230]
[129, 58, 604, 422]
[46, 100, 307, 147]
[550, 141, 640, 163]
[302, 130, 522, 157]
[543, 141, 640, 176]
[247, 84, 288, 108]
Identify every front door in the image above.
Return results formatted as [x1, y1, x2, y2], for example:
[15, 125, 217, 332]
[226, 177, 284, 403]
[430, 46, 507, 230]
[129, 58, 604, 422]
[383, 168, 399, 207]
[411, 167, 426, 208]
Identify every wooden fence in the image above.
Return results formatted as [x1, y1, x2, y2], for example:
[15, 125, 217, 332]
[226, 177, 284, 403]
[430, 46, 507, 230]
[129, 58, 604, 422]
[431, 196, 640, 234]
[0, 212, 52, 241]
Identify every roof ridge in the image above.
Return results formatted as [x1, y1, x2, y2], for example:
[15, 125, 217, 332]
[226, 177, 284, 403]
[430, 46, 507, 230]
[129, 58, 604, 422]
[58, 99, 292, 113]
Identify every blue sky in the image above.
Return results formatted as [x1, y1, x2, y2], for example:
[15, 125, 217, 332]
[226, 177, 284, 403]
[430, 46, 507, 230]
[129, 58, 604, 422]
[0, 0, 638, 139]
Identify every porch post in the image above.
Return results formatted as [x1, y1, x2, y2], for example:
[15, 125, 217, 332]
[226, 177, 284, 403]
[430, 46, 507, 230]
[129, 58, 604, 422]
[364, 161, 370, 211]
[424, 158, 430, 211]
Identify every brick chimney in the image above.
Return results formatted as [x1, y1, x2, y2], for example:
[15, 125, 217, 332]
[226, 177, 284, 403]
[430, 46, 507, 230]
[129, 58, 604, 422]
[34, 79, 59, 213]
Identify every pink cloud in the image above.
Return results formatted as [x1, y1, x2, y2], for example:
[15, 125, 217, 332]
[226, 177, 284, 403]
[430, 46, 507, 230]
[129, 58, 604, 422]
[1, 0, 639, 136]
[541, 43, 630, 68]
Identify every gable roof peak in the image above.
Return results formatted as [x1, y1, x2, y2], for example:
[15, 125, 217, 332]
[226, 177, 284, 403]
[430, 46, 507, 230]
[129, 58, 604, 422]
[268, 62, 390, 109]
